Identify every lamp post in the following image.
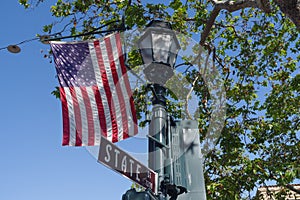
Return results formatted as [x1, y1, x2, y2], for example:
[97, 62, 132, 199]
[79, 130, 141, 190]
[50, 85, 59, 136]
[138, 20, 180, 200]
[123, 20, 206, 200]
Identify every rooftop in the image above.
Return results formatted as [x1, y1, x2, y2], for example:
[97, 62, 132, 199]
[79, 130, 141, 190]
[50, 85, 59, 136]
[257, 184, 300, 200]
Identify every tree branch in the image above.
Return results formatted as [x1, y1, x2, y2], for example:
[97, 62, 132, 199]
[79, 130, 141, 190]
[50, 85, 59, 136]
[211, 0, 271, 12]
[200, 0, 272, 45]
[274, 0, 300, 30]
[200, 7, 220, 46]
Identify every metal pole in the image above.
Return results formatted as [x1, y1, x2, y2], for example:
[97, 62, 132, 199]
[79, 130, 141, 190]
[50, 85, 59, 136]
[148, 83, 167, 200]
[165, 114, 174, 185]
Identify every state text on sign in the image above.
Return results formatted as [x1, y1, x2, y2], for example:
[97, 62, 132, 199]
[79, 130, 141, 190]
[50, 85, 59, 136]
[98, 137, 158, 194]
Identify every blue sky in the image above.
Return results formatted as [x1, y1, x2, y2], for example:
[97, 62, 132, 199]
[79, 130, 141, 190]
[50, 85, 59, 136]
[2, 1, 299, 200]
[0, 1, 148, 199]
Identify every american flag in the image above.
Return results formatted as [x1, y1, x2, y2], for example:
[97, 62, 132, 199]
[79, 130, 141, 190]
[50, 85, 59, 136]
[50, 33, 138, 146]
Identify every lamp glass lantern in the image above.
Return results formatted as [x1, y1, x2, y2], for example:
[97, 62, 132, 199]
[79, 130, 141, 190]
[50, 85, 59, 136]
[138, 20, 180, 85]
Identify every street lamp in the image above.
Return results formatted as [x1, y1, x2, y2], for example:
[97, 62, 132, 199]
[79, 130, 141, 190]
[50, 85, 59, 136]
[137, 20, 181, 200]
[7, 45, 21, 54]
[138, 20, 180, 86]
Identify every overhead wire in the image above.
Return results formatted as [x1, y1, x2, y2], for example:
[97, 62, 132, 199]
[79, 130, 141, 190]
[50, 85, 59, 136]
[0, 37, 39, 51]
[0, 16, 125, 52]
[1, 0, 147, 53]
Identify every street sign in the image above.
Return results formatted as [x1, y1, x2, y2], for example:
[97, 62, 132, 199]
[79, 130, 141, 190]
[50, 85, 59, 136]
[172, 120, 207, 200]
[98, 137, 158, 194]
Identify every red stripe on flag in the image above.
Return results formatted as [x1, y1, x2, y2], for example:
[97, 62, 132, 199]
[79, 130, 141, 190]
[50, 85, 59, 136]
[105, 35, 129, 141]
[94, 40, 118, 141]
[115, 33, 138, 136]
[69, 87, 83, 146]
[60, 87, 70, 146]
[93, 85, 107, 137]
[80, 87, 95, 146]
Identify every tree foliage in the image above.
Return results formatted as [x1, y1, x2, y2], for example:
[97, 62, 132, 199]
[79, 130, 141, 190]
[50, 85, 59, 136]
[20, 0, 300, 199]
